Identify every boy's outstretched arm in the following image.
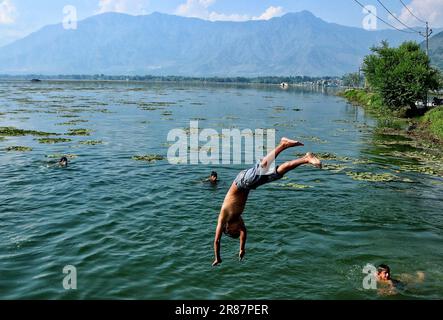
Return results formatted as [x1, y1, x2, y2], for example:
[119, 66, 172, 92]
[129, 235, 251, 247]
[239, 226, 247, 261]
[212, 219, 223, 266]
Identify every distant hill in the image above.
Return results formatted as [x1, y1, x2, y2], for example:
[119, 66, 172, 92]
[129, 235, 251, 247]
[428, 31, 443, 71]
[0, 11, 429, 76]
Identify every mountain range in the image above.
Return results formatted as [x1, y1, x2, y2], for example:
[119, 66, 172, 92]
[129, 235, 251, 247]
[0, 11, 434, 76]
[428, 31, 443, 71]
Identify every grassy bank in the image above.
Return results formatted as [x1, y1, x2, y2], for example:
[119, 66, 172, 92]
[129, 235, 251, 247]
[339, 88, 443, 145]
[422, 106, 443, 140]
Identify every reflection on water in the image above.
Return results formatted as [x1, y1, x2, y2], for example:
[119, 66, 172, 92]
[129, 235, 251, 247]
[0, 81, 442, 300]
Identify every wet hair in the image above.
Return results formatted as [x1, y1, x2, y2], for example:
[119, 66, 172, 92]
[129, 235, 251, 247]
[377, 264, 391, 277]
[210, 171, 218, 178]
[59, 157, 68, 165]
[223, 223, 240, 239]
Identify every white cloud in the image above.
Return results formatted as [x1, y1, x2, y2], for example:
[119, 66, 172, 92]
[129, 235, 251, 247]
[392, 0, 443, 28]
[97, 0, 149, 15]
[0, 0, 16, 24]
[175, 0, 284, 22]
[252, 6, 284, 21]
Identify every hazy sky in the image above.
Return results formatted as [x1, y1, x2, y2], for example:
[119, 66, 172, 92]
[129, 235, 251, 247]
[0, 0, 442, 46]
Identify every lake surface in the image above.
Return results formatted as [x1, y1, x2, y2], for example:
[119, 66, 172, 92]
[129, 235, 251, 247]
[0, 80, 442, 300]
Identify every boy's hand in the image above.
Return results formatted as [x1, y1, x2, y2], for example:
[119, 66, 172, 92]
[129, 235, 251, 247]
[212, 258, 222, 267]
[239, 250, 245, 261]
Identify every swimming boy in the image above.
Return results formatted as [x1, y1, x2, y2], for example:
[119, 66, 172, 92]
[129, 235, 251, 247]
[208, 171, 218, 184]
[212, 137, 322, 266]
[59, 157, 68, 167]
[376, 264, 425, 295]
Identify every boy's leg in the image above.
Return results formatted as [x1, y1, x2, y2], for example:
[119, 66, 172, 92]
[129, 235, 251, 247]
[277, 152, 322, 176]
[260, 137, 304, 169]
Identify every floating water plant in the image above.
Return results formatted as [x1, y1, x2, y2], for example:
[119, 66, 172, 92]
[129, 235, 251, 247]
[273, 106, 286, 112]
[132, 155, 165, 162]
[37, 138, 72, 144]
[346, 171, 398, 182]
[46, 154, 78, 159]
[322, 164, 349, 173]
[5, 146, 32, 152]
[398, 164, 440, 176]
[56, 120, 89, 126]
[58, 114, 80, 118]
[67, 128, 91, 136]
[0, 126, 57, 137]
[79, 140, 103, 146]
[277, 183, 312, 189]
[299, 135, 328, 144]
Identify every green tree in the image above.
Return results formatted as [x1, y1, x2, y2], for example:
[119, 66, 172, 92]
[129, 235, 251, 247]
[342, 72, 362, 88]
[363, 41, 441, 116]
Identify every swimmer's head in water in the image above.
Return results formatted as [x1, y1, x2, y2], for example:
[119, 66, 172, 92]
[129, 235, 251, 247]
[223, 218, 244, 239]
[59, 157, 68, 167]
[209, 171, 218, 183]
[377, 264, 391, 281]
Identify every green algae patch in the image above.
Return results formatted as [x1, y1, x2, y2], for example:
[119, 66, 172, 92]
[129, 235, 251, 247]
[132, 155, 165, 163]
[67, 128, 91, 136]
[56, 120, 89, 126]
[322, 164, 349, 173]
[0, 126, 57, 137]
[37, 137, 72, 144]
[5, 146, 33, 152]
[398, 164, 441, 177]
[273, 106, 286, 112]
[299, 135, 328, 144]
[79, 140, 103, 146]
[277, 183, 312, 189]
[346, 171, 398, 182]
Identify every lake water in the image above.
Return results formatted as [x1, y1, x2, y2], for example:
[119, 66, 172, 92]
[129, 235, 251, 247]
[0, 80, 442, 300]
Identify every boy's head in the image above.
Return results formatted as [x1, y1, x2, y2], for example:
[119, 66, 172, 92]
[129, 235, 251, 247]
[59, 157, 68, 167]
[377, 264, 391, 281]
[223, 217, 245, 239]
[209, 171, 218, 183]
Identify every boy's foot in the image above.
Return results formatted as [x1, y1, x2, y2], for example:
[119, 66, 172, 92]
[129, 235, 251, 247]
[304, 152, 322, 169]
[281, 137, 304, 148]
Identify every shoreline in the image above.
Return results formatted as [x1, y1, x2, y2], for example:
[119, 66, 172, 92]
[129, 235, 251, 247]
[338, 88, 443, 151]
